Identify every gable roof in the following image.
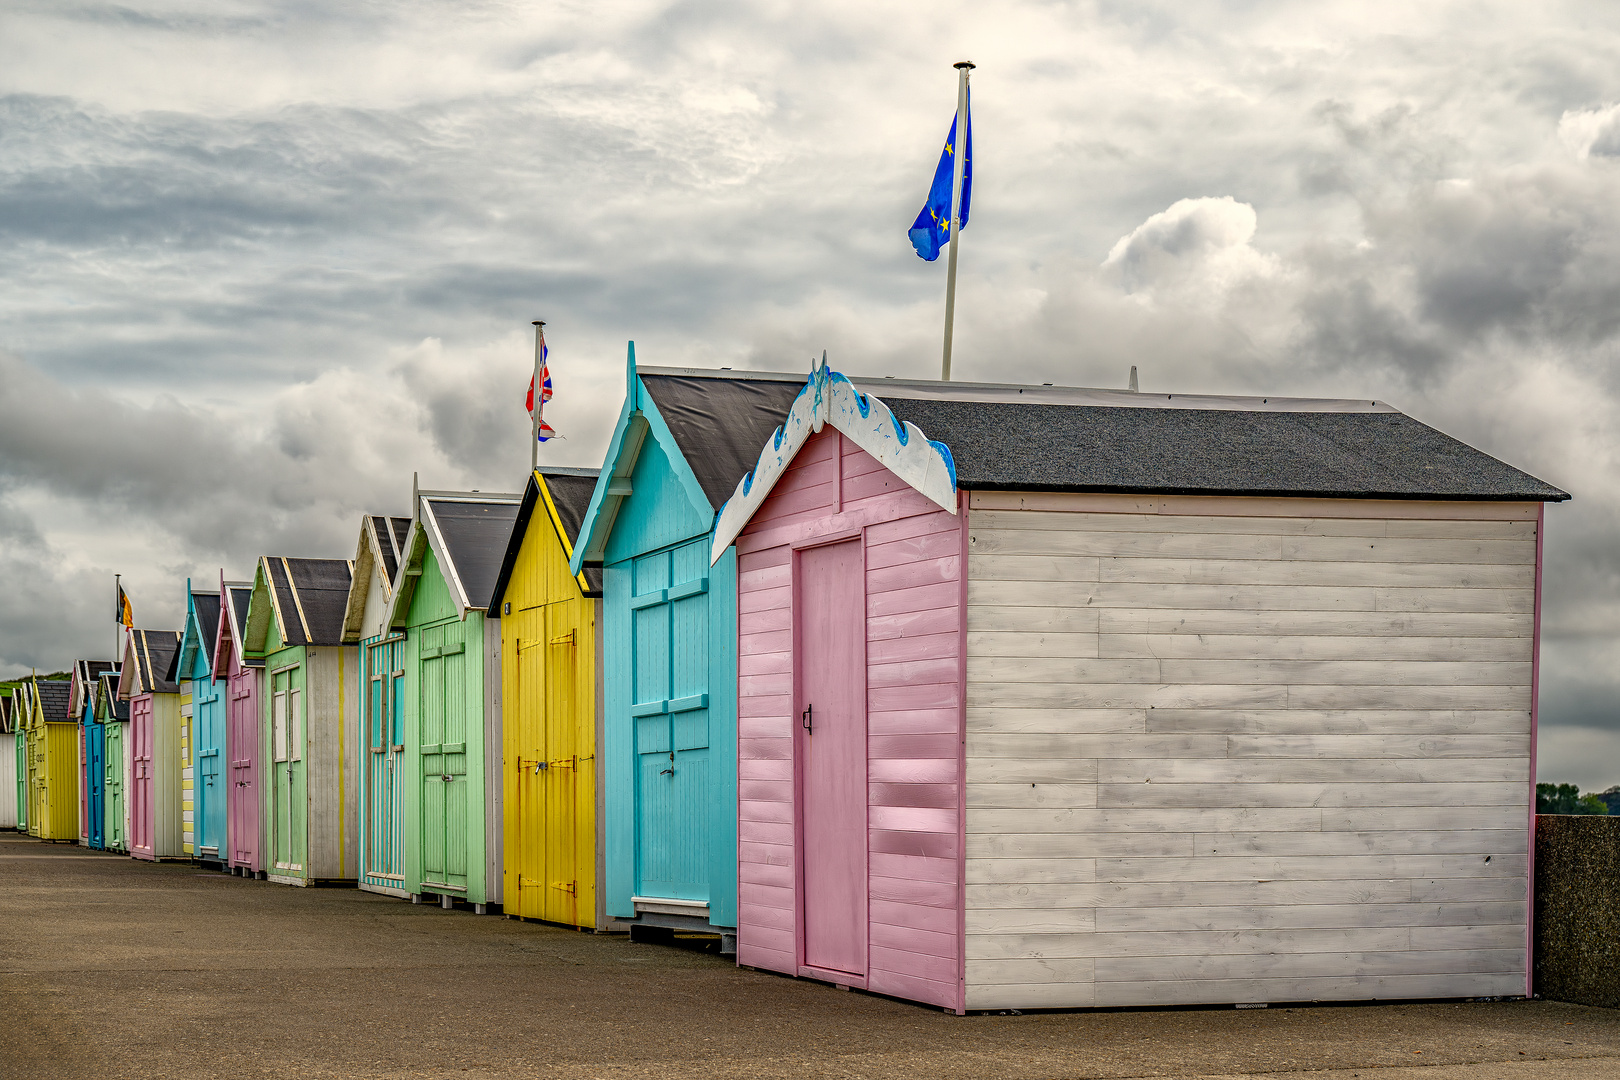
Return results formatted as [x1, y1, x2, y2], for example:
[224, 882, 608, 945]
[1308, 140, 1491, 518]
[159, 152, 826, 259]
[571, 347, 805, 569]
[96, 671, 129, 722]
[176, 587, 222, 682]
[258, 556, 355, 648]
[212, 576, 253, 678]
[881, 395, 1568, 502]
[488, 467, 603, 614]
[709, 361, 1569, 559]
[0, 693, 11, 734]
[32, 677, 73, 723]
[387, 489, 522, 628]
[342, 513, 412, 643]
[70, 659, 119, 718]
[119, 629, 180, 698]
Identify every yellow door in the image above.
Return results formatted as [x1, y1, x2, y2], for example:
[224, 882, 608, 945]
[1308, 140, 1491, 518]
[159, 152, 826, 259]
[506, 595, 595, 926]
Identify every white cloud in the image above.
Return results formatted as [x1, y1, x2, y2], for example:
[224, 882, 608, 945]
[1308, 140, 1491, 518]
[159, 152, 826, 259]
[1559, 102, 1620, 160]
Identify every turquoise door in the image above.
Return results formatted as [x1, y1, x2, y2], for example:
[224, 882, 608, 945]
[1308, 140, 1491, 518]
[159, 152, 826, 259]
[193, 680, 227, 860]
[630, 539, 711, 901]
[361, 636, 406, 889]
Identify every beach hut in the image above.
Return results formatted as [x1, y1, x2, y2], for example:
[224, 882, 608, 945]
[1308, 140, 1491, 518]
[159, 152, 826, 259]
[22, 677, 77, 841]
[341, 512, 411, 897]
[713, 361, 1568, 1011]
[242, 556, 359, 886]
[212, 575, 262, 875]
[177, 584, 228, 865]
[0, 694, 17, 830]
[8, 693, 26, 833]
[487, 467, 604, 927]
[380, 487, 521, 911]
[570, 351, 803, 944]
[120, 629, 183, 861]
[96, 672, 130, 852]
[70, 660, 117, 849]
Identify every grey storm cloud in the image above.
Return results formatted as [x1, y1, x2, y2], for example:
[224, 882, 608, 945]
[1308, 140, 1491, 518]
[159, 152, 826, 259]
[5, 0, 1620, 786]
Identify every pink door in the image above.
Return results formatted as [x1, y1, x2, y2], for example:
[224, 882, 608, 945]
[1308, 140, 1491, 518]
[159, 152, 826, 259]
[130, 695, 154, 860]
[228, 666, 259, 871]
[796, 539, 868, 977]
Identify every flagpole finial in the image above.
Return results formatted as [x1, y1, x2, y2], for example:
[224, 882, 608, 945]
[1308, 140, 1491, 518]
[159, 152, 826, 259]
[954, 60, 975, 70]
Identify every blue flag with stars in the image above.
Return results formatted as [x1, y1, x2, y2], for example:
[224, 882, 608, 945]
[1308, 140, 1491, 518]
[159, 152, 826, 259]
[908, 91, 972, 262]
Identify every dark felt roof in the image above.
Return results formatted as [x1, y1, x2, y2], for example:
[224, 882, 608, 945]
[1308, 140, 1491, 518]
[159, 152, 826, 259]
[0, 694, 11, 733]
[265, 557, 353, 646]
[368, 515, 412, 582]
[880, 398, 1569, 501]
[641, 373, 804, 509]
[428, 498, 523, 610]
[228, 583, 252, 644]
[487, 468, 604, 613]
[73, 659, 118, 717]
[192, 591, 221, 652]
[35, 679, 72, 723]
[98, 673, 129, 721]
[132, 630, 181, 695]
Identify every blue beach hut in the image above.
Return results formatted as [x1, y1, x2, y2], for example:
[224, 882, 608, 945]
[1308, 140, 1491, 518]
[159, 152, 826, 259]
[177, 582, 228, 866]
[70, 660, 118, 849]
[571, 348, 801, 947]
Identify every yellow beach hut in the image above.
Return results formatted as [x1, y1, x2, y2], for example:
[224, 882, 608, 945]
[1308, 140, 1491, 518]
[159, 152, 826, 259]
[22, 677, 77, 841]
[487, 467, 603, 928]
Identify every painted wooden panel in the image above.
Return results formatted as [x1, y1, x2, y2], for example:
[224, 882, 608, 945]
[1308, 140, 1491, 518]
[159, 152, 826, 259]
[226, 658, 262, 871]
[0, 725, 15, 830]
[262, 640, 359, 885]
[593, 384, 744, 938]
[130, 693, 183, 859]
[359, 634, 407, 895]
[500, 485, 601, 927]
[734, 428, 963, 1011]
[103, 719, 126, 852]
[963, 496, 1538, 1008]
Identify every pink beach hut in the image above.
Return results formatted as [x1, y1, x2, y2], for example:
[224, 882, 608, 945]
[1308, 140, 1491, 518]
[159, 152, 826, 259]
[713, 360, 1565, 1013]
[213, 574, 264, 876]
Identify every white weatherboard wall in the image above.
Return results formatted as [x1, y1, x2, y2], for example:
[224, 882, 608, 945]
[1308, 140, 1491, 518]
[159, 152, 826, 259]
[963, 493, 1536, 1011]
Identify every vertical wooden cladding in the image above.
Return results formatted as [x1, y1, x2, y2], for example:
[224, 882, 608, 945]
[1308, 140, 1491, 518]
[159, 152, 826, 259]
[962, 495, 1538, 1010]
[499, 476, 599, 928]
[735, 429, 963, 1011]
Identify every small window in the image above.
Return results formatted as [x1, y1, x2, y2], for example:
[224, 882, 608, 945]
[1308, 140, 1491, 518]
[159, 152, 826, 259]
[272, 692, 288, 763]
[289, 689, 303, 762]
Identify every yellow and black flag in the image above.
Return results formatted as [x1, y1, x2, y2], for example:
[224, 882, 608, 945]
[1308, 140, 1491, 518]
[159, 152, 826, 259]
[116, 583, 133, 628]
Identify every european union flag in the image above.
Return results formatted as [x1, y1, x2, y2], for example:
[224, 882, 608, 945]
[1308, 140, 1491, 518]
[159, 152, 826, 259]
[908, 91, 972, 262]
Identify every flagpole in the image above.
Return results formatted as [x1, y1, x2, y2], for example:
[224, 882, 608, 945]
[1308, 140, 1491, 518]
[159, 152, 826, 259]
[941, 60, 974, 382]
[531, 320, 545, 472]
[114, 574, 120, 662]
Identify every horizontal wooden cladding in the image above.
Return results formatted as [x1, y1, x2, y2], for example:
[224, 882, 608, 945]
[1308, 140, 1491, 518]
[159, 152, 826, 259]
[965, 875, 1527, 914]
[969, 528, 1535, 565]
[968, 853, 1523, 890]
[1097, 609, 1534, 637]
[974, 555, 1533, 589]
[970, 781, 1526, 811]
[969, 829, 1529, 860]
[968, 657, 1531, 687]
[967, 732, 1528, 759]
[1096, 634, 1530, 662]
[970, 579, 1533, 614]
[967, 707, 1530, 736]
[968, 805, 1531, 835]
[967, 923, 1525, 960]
[967, 492, 1541, 523]
[965, 682, 1531, 712]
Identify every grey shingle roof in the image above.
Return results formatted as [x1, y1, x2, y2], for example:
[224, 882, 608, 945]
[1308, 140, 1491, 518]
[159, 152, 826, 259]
[427, 497, 523, 611]
[878, 397, 1568, 501]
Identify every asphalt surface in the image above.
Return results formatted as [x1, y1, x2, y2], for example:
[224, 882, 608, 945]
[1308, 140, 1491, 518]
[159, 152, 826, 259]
[2, 831, 1618, 1080]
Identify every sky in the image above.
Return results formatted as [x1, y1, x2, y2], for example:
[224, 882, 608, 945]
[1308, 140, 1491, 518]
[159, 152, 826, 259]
[2, 1, 1619, 789]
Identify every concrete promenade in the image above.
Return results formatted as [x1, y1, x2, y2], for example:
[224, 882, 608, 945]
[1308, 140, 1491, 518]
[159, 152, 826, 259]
[2, 831, 1618, 1079]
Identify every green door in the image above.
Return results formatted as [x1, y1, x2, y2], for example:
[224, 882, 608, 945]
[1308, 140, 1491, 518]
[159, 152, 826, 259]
[14, 731, 25, 832]
[419, 622, 468, 895]
[104, 723, 124, 851]
[270, 665, 307, 876]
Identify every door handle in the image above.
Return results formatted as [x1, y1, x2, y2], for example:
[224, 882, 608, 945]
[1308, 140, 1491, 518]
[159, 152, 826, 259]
[660, 750, 675, 776]
[802, 703, 812, 733]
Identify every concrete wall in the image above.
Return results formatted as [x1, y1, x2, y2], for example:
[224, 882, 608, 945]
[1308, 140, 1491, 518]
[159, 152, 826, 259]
[1534, 814, 1620, 1008]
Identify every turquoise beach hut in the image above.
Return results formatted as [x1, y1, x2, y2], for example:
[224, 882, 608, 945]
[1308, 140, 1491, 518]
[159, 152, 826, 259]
[570, 348, 800, 947]
[178, 583, 228, 866]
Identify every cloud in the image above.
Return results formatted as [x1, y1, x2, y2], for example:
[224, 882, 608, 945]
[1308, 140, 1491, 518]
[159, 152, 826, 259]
[1559, 102, 1620, 159]
[1102, 196, 1278, 302]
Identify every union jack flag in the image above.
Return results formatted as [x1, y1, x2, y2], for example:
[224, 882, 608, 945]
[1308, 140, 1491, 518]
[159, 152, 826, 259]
[526, 341, 555, 442]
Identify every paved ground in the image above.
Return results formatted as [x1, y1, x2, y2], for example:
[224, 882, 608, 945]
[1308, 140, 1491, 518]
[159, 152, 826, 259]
[2, 832, 1618, 1080]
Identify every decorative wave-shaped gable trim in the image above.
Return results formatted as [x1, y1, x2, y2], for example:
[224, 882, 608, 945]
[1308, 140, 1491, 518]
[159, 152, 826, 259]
[710, 357, 957, 564]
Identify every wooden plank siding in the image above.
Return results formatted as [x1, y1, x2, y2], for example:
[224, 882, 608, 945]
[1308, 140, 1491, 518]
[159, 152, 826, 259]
[735, 429, 964, 1010]
[962, 495, 1535, 1010]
